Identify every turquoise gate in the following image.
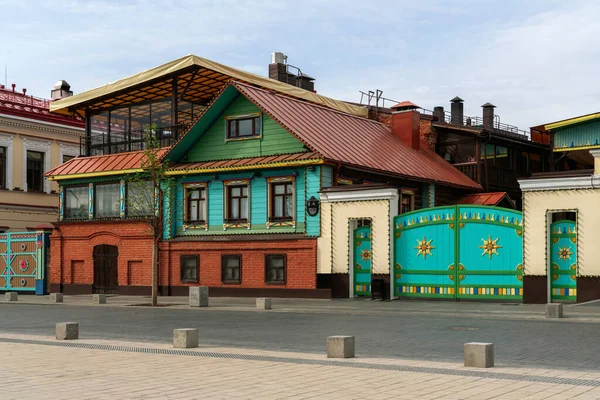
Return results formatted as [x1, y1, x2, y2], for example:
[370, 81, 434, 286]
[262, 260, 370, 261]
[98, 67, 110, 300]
[394, 206, 523, 301]
[550, 220, 577, 302]
[0, 231, 50, 295]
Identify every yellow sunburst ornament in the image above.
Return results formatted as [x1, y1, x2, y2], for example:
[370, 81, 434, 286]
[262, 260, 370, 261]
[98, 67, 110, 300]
[360, 249, 372, 261]
[479, 236, 502, 259]
[415, 237, 435, 259]
[557, 245, 573, 262]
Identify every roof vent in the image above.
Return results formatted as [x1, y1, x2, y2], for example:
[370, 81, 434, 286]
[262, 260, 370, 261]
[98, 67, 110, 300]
[51, 80, 73, 100]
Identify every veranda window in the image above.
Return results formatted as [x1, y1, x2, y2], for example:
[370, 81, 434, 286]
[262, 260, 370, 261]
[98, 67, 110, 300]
[95, 183, 120, 218]
[65, 185, 88, 220]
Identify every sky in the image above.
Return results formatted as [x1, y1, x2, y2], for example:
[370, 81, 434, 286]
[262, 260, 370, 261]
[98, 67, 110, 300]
[2, 0, 599, 129]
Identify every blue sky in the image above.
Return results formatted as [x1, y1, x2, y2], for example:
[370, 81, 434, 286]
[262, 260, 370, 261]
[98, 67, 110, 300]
[2, 0, 598, 128]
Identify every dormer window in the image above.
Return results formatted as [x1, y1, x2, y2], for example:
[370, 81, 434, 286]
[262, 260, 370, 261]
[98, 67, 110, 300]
[226, 113, 261, 140]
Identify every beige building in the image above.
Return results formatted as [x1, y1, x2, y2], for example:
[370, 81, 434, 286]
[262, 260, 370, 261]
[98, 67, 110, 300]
[0, 82, 82, 232]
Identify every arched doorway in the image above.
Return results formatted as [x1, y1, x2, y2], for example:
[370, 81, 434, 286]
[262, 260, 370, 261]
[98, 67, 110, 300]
[93, 245, 119, 294]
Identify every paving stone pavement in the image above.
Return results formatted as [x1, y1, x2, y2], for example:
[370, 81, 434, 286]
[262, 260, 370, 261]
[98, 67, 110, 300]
[3, 300, 600, 371]
[2, 334, 600, 400]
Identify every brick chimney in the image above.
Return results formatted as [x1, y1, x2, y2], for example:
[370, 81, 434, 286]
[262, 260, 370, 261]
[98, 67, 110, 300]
[482, 102, 496, 129]
[391, 101, 420, 151]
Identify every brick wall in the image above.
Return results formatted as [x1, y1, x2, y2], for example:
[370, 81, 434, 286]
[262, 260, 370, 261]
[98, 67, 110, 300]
[419, 118, 437, 151]
[50, 220, 154, 288]
[160, 239, 317, 289]
[50, 220, 318, 292]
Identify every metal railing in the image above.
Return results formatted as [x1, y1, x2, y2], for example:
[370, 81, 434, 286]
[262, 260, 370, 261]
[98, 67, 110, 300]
[80, 124, 190, 156]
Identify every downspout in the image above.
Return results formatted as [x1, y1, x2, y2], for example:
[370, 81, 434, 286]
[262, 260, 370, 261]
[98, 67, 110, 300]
[481, 131, 492, 192]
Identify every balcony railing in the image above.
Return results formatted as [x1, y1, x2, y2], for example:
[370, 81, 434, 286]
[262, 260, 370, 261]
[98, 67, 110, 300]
[80, 123, 190, 156]
[453, 162, 477, 181]
[453, 162, 519, 191]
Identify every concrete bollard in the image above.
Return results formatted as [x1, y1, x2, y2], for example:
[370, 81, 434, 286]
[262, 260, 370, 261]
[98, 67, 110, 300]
[173, 328, 199, 348]
[56, 322, 79, 340]
[464, 342, 494, 368]
[93, 294, 106, 304]
[327, 336, 355, 358]
[545, 303, 563, 318]
[256, 298, 272, 310]
[5, 292, 18, 302]
[189, 286, 209, 307]
[50, 293, 63, 303]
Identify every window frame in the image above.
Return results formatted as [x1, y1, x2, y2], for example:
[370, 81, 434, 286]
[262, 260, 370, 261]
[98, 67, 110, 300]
[225, 113, 262, 141]
[94, 182, 121, 219]
[269, 182, 294, 222]
[265, 254, 287, 285]
[26, 150, 45, 193]
[221, 254, 242, 284]
[185, 184, 207, 224]
[126, 180, 154, 218]
[400, 188, 415, 214]
[226, 184, 249, 223]
[64, 184, 89, 220]
[180, 254, 199, 283]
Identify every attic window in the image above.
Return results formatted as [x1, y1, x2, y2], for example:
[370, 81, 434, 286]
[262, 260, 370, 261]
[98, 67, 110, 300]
[226, 113, 261, 140]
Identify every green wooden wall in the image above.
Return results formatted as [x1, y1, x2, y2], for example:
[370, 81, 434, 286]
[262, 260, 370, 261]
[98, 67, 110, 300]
[186, 95, 308, 162]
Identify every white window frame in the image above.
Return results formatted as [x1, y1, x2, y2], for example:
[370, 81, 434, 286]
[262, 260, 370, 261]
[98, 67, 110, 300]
[59, 143, 79, 164]
[23, 138, 51, 194]
[0, 134, 14, 190]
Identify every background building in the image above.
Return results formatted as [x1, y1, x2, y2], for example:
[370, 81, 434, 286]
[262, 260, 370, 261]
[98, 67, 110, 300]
[0, 81, 82, 231]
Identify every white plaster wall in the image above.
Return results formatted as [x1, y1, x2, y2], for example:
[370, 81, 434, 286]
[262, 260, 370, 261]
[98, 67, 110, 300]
[523, 189, 600, 276]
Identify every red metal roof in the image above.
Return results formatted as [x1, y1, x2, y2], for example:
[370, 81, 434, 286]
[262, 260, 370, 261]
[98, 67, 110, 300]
[0, 86, 84, 128]
[233, 82, 480, 190]
[45, 148, 168, 178]
[170, 152, 321, 172]
[456, 192, 513, 207]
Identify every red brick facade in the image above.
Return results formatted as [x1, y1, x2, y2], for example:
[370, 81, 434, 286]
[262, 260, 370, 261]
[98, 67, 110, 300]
[50, 221, 324, 298]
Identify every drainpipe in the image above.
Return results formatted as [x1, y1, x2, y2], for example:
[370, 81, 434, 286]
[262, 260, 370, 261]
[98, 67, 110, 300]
[481, 132, 492, 192]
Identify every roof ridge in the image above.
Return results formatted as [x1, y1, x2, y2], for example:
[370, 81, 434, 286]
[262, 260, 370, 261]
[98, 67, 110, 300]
[232, 81, 387, 129]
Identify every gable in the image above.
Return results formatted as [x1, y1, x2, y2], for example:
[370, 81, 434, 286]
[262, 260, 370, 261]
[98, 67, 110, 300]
[184, 95, 308, 162]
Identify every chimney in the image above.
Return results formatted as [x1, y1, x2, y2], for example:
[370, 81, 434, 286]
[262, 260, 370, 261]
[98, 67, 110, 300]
[391, 101, 420, 151]
[433, 106, 445, 123]
[268, 52, 315, 91]
[482, 102, 496, 129]
[450, 96, 464, 125]
[51, 80, 73, 100]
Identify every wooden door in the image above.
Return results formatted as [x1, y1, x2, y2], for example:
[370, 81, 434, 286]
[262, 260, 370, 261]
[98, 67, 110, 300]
[93, 245, 119, 294]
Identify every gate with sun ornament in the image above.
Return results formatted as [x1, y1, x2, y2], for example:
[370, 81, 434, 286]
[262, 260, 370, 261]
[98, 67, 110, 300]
[393, 205, 523, 301]
[550, 220, 577, 302]
[0, 231, 50, 295]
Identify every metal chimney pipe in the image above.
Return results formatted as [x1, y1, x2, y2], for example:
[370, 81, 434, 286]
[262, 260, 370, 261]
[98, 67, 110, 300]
[450, 97, 464, 125]
[482, 103, 496, 129]
[433, 106, 445, 123]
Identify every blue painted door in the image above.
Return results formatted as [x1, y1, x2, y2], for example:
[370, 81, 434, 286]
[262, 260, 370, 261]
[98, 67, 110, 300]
[550, 220, 577, 302]
[353, 226, 372, 296]
[0, 232, 47, 293]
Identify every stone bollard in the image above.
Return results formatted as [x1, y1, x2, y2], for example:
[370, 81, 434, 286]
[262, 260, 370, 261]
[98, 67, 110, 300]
[50, 293, 63, 303]
[173, 328, 199, 348]
[545, 303, 563, 318]
[327, 336, 355, 358]
[93, 294, 106, 304]
[189, 286, 209, 307]
[56, 322, 79, 340]
[464, 342, 494, 368]
[256, 298, 272, 310]
[5, 292, 18, 302]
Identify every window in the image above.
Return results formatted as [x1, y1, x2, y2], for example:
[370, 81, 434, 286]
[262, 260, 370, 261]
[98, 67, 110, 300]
[0, 146, 5, 189]
[186, 186, 207, 223]
[65, 185, 88, 220]
[180, 255, 199, 283]
[265, 254, 286, 284]
[222, 255, 241, 284]
[226, 114, 261, 139]
[400, 189, 414, 214]
[62, 155, 75, 164]
[270, 182, 293, 220]
[227, 185, 248, 222]
[127, 181, 154, 217]
[26, 150, 44, 192]
[95, 183, 120, 218]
